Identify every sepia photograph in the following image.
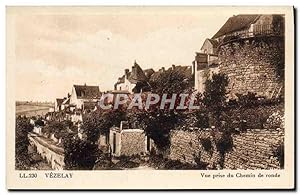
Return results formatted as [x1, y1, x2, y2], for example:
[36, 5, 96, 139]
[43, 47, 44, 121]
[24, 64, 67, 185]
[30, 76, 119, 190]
[6, 6, 294, 189]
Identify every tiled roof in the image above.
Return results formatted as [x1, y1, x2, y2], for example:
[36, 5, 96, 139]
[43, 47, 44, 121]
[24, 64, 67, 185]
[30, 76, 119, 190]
[212, 15, 260, 39]
[128, 62, 148, 84]
[115, 61, 150, 85]
[150, 65, 193, 82]
[74, 85, 101, 99]
[171, 65, 193, 79]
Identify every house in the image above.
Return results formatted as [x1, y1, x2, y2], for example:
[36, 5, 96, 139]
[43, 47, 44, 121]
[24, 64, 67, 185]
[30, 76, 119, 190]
[69, 84, 101, 110]
[194, 51, 219, 93]
[114, 61, 154, 93]
[194, 14, 284, 98]
[61, 94, 71, 110]
[54, 98, 64, 112]
[211, 14, 284, 43]
[200, 38, 218, 55]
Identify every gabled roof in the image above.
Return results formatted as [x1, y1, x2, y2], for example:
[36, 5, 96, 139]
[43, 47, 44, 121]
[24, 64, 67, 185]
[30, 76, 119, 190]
[115, 61, 149, 86]
[212, 15, 260, 39]
[128, 61, 148, 84]
[55, 98, 64, 106]
[206, 38, 219, 48]
[73, 85, 101, 99]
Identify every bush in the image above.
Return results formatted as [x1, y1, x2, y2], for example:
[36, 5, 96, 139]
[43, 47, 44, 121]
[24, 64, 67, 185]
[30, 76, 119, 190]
[203, 73, 229, 127]
[215, 131, 233, 155]
[42, 120, 73, 138]
[129, 110, 177, 151]
[15, 116, 33, 170]
[81, 108, 126, 143]
[200, 138, 213, 154]
[222, 103, 284, 129]
[194, 110, 210, 128]
[35, 118, 45, 127]
[63, 136, 99, 170]
[215, 131, 233, 168]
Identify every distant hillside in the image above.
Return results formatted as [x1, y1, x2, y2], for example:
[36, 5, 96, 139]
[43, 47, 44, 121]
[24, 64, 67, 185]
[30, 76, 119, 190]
[16, 101, 54, 117]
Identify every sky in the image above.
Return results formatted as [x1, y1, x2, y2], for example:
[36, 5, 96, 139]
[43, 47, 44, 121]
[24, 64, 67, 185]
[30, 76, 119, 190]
[12, 8, 233, 101]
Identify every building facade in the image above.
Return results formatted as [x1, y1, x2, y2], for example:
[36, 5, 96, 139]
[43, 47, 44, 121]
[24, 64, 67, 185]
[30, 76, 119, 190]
[69, 84, 101, 110]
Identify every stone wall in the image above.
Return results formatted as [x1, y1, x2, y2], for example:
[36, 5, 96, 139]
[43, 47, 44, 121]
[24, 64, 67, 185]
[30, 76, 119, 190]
[169, 130, 216, 165]
[169, 128, 284, 169]
[218, 37, 284, 98]
[120, 130, 147, 156]
[224, 129, 284, 169]
[29, 133, 65, 170]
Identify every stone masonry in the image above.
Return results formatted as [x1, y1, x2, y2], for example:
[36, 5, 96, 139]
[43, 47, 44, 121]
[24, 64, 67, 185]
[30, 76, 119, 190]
[169, 130, 217, 166]
[218, 37, 284, 98]
[120, 130, 147, 156]
[169, 128, 284, 169]
[224, 129, 284, 169]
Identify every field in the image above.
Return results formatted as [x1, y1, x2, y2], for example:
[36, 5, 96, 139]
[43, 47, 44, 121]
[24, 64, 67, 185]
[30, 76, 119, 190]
[16, 101, 54, 117]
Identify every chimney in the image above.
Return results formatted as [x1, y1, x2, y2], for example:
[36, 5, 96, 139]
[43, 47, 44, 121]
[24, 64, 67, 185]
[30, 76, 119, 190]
[172, 64, 176, 70]
[125, 69, 129, 79]
[160, 67, 165, 73]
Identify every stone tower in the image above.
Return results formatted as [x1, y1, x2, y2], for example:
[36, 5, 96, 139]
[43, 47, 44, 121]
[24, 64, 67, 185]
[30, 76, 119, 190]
[195, 15, 285, 99]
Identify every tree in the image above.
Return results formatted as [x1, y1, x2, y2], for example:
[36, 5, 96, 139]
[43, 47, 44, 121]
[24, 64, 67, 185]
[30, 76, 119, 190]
[81, 108, 126, 143]
[35, 118, 45, 127]
[128, 68, 194, 151]
[63, 108, 125, 169]
[149, 68, 192, 95]
[202, 73, 229, 128]
[63, 135, 99, 170]
[128, 108, 178, 150]
[15, 116, 33, 169]
[201, 73, 234, 169]
[42, 120, 73, 138]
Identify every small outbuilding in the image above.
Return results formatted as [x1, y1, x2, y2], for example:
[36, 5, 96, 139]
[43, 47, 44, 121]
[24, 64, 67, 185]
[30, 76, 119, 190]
[108, 121, 153, 157]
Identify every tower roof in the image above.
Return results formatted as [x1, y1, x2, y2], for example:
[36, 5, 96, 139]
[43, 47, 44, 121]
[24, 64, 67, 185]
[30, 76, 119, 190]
[212, 15, 260, 39]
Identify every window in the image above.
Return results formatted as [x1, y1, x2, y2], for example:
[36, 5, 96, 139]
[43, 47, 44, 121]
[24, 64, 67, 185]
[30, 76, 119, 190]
[113, 133, 116, 154]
